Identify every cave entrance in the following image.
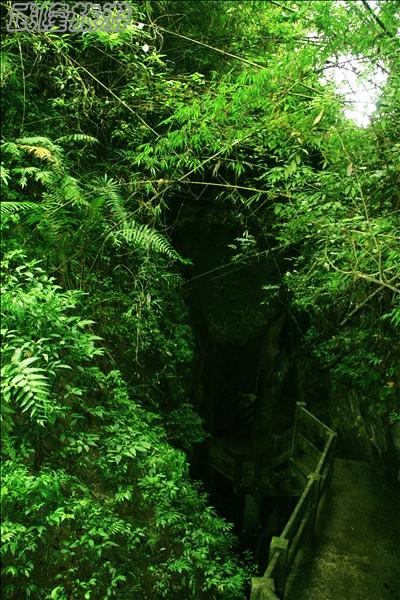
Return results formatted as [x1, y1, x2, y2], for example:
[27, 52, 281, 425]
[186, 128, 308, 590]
[211, 337, 261, 440]
[202, 460, 295, 572]
[189, 331, 295, 573]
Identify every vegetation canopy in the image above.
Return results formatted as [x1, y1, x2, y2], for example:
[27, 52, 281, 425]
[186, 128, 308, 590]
[1, 1, 399, 599]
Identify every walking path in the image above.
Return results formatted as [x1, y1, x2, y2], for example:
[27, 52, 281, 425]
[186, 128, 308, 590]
[285, 459, 400, 600]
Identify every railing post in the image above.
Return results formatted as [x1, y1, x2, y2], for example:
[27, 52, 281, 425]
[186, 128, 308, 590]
[250, 576, 279, 600]
[270, 536, 289, 598]
[290, 401, 306, 471]
[326, 432, 337, 489]
[254, 407, 336, 600]
[308, 472, 322, 547]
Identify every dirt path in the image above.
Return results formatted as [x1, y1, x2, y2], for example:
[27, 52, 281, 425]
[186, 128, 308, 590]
[285, 459, 400, 600]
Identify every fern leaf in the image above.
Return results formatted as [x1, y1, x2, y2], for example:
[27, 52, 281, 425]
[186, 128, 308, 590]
[0, 165, 10, 185]
[18, 145, 56, 163]
[111, 220, 191, 264]
[34, 170, 53, 185]
[0, 201, 38, 215]
[56, 134, 98, 145]
[16, 137, 62, 154]
[15, 137, 63, 164]
[46, 176, 87, 210]
[1, 142, 23, 160]
[1, 356, 53, 424]
[59, 175, 87, 207]
[92, 175, 127, 222]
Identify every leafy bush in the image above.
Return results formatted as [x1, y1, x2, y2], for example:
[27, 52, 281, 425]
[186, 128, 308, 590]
[0, 252, 250, 599]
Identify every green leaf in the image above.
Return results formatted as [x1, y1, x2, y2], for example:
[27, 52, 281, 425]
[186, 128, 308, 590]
[313, 109, 324, 125]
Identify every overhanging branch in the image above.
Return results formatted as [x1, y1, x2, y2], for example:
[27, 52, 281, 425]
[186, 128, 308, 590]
[360, 0, 396, 39]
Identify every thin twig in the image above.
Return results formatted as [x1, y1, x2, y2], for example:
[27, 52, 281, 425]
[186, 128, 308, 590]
[339, 277, 398, 327]
[354, 272, 400, 294]
[154, 24, 322, 95]
[16, 37, 26, 135]
[44, 36, 159, 136]
[134, 179, 270, 195]
[180, 246, 282, 288]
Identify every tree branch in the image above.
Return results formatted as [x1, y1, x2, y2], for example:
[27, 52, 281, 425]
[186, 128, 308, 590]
[360, 0, 396, 39]
[340, 285, 384, 327]
[354, 272, 400, 294]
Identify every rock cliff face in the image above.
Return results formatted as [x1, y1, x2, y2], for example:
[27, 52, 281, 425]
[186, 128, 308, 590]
[172, 197, 397, 475]
[172, 197, 296, 442]
[326, 391, 398, 475]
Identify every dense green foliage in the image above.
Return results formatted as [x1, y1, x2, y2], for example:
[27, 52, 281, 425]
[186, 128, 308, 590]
[1, 1, 399, 598]
[1, 252, 246, 599]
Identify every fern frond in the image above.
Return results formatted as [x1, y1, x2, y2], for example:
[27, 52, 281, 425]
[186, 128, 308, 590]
[108, 519, 127, 535]
[16, 137, 62, 155]
[93, 175, 127, 222]
[34, 170, 53, 185]
[0, 165, 10, 185]
[1, 142, 23, 160]
[56, 134, 98, 145]
[59, 175, 87, 207]
[1, 355, 53, 425]
[16, 137, 63, 165]
[13, 166, 40, 189]
[18, 145, 57, 163]
[0, 201, 38, 215]
[13, 166, 39, 175]
[111, 220, 191, 264]
[46, 176, 87, 210]
[34, 193, 72, 237]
